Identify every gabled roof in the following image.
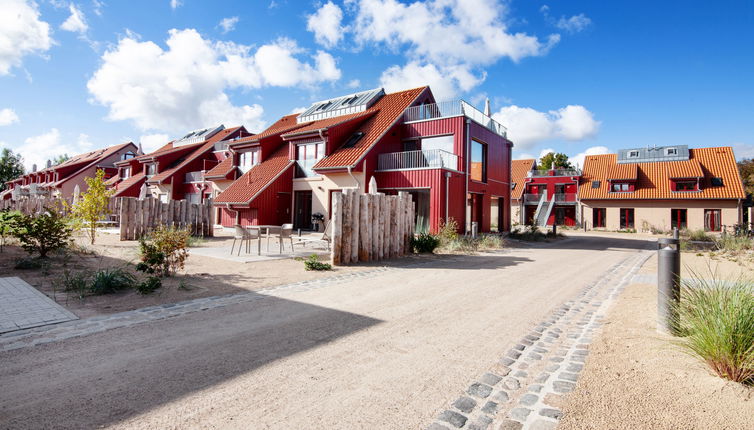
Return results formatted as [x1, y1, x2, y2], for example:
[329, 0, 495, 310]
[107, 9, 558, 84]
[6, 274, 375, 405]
[214, 145, 293, 205]
[314, 86, 428, 169]
[606, 163, 638, 181]
[112, 172, 146, 197]
[511, 159, 535, 200]
[229, 114, 304, 146]
[148, 127, 242, 184]
[580, 146, 745, 200]
[204, 157, 234, 180]
[668, 159, 704, 179]
[54, 142, 137, 186]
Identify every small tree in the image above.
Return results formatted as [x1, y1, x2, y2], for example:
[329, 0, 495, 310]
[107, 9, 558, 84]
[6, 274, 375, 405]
[538, 152, 573, 170]
[71, 169, 113, 245]
[0, 209, 21, 252]
[136, 225, 190, 277]
[14, 209, 73, 258]
[0, 148, 24, 192]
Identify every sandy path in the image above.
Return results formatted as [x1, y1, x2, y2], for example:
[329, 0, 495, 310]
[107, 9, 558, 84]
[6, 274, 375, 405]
[0, 235, 651, 429]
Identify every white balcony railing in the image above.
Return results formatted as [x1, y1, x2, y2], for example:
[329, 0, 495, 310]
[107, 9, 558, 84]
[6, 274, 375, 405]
[527, 169, 581, 177]
[404, 100, 507, 138]
[524, 193, 578, 204]
[377, 149, 458, 171]
[184, 171, 203, 183]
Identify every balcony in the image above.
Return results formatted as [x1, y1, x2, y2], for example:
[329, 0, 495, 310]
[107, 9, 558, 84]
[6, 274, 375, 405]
[403, 100, 507, 138]
[377, 149, 459, 171]
[524, 193, 577, 204]
[184, 171, 203, 183]
[527, 169, 581, 178]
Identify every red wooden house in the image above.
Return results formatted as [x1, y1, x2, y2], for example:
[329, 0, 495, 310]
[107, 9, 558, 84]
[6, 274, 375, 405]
[521, 166, 581, 227]
[214, 86, 513, 234]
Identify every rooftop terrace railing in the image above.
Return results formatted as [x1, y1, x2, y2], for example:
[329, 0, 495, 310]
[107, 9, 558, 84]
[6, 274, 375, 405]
[527, 169, 581, 177]
[377, 149, 458, 171]
[404, 100, 507, 138]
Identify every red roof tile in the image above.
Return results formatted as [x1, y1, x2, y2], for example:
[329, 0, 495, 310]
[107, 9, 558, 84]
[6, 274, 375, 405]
[112, 172, 146, 197]
[314, 87, 427, 169]
[204, 157, 235, 179]
[580, 147, 745, 200]
[511, 159, 535, 200]
[214, 145, 293, 204]
[668, 159, 704, 178]
[229, 115, 305, 146]
[606, 163, 638, 181]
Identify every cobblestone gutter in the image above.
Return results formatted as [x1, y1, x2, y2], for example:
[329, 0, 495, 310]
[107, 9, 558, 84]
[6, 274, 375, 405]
[427, 250, 653, 430]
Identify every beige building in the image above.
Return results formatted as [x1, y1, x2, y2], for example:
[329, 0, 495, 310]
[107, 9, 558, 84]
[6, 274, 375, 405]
[579, 145, 745, 232]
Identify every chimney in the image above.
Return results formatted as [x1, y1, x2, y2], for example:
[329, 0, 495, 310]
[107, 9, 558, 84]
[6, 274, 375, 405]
[484, 98, 491, 116]
[32, 164, 37, 172]
[137, 142, 144, 155]
[46, 159, 52, 168]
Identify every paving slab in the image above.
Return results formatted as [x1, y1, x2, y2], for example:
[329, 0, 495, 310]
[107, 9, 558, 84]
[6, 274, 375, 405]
[0, 277, 78, 334]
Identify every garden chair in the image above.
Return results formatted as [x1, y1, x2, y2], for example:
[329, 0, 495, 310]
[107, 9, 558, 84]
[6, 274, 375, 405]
[297, 220, 332, 250]
[231, 225, 259, 255]
[277, 223, 295, 254]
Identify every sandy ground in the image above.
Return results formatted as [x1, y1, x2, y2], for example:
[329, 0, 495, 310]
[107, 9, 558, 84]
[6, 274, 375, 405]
[0, 230, 379, 318]
[0, 234, 653, 429]
[559, 252, 754, 430]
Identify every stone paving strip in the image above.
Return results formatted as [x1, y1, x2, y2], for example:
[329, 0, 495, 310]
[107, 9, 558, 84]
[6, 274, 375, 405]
[0, 277, 78, 334]
[0, 255, 480, 352]
[427, 250, 653, 430]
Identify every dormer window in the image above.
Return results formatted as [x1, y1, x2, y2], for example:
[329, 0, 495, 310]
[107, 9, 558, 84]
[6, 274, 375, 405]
[146, 163, 157, 178]
[122, 151, 136, 160]
[239, 148, 260, 174]
[511, 182, 516, 190]
[628, 150, 639, 158]
[665, 147, 678, 156]
[122, 167, 131, 179]
[675, 180, 698, 191]
[611, 182, 632, 192]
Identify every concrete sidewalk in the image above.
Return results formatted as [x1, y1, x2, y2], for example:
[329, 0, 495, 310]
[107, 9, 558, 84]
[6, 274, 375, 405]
[0, 277, 77, 334]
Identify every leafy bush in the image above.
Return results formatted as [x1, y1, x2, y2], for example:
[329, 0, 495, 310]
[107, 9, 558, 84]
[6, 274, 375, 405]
[59, 269, 91, 299]
[135, 276, 162, 294]
[715, 235, 754, 252]
[683, 229, 715, 242]
[13, 209, 73, 258]
[136, 225, 190, 277]
[437, 218, 459, 244]
[89, 267, 136, 295]
[14, 257, 48, 270]
[411, 232, 440, 253]
[303, 254, 332, 271]
[0, 209, 21, 252]
[509, 224, 548, 241]
[673, 272, 754, 384]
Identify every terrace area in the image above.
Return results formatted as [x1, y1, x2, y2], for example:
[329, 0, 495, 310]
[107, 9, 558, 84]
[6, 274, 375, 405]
[403, 100, 508, 138]
[377, 149, 459, 171]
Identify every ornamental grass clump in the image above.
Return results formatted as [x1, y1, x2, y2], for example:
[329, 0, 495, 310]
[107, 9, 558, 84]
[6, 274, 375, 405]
[673, 271, 754, 384]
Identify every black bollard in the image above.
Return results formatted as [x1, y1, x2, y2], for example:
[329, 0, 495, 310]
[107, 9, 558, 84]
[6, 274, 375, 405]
[657, 237, 681, 334]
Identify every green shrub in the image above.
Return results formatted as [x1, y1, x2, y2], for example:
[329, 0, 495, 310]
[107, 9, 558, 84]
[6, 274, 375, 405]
[715, 235, 754, 252]
[59, 269, 91, 299]
[135, 276, 162, 294]
[13, 209, 72, 258]
[673, 272, 754, 384]
[411, 232, 440, 253]
[437, 218, 459, 244]
[0, 209, 21, 252]
[683, 229, 714, 242]
[303, 254, 332, 271]
[14, 256, 47, 270]
[89, 267, 136, 295]
[509, 224, 547, 241]
[137, 225, 190, 277]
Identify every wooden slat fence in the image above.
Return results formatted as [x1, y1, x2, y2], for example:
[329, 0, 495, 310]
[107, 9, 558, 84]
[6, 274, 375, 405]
[330, 190, 414, 265]
[0, 196, 73, 215]
[118, 197, 214, 240]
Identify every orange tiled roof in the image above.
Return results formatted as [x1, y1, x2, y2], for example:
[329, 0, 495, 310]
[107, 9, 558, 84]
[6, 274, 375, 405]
[668, 159, 704, 178]
[314, 87, 427, 169]
[54, 142, 136, 186]
[580, 147, 745, 200]
[204, 157, 235, 179]
[214, 145, 293, 204]
[103, 174, 120, 187]
[606, 163, 638, 181]
[511, 159, 535, 200]
[229, 114, 305, 145]
[112, 172, 146, 197]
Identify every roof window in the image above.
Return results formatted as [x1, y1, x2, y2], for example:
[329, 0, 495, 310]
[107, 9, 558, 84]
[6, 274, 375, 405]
[591, 180, 600, 188]
[628, 150, 639, 158]
[342, 131, 365, 148]
[666, 147, 678, 156]
[711, 177, 724, 187]
[511, 182, 516, 190]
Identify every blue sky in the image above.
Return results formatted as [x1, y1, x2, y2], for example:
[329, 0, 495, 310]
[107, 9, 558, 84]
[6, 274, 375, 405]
[0, 0, 752, 171]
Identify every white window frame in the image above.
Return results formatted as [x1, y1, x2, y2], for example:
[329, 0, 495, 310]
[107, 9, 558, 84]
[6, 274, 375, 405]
[628, 150, 639, 158]
[239, 148, 260, 173]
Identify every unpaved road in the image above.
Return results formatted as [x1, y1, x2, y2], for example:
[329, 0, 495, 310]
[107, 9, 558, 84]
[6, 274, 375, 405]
[0, 234, 652, 429]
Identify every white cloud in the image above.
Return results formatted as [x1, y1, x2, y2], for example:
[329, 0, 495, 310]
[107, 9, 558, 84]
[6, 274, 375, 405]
[570, 146, 610, 169]
[218, 16, 239, 34]
[492, 104, 600, 149]
[0, 0, 53, 75]
[15, 129, 95, 171]
[732, 143, 754, 160]
[170, 0, 181, 9]
[380, 61, 483, 100]
[514, 152, 535, 160]
[0, 108, 19, 126]
[288, 106, 307, 115]
[92, 0, 104, 16]
[60, 3, 88, 34]
[138, 133, 169, 153]
[307, 1, 345, 48]
[346, 78, 360, 89]
[556, 14, 591, 33]
[87, 29, 341, 133]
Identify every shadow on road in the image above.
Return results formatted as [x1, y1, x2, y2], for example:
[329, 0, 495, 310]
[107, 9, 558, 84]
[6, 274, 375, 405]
[534, 234, 656, 252]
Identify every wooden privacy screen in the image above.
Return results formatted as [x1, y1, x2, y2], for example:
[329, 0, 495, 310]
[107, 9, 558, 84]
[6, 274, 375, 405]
[118, 197, 214, 240]
[330, 190, 414, 265]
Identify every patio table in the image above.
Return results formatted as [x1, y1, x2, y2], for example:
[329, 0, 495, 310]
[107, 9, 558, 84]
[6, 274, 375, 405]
[246, 225, 283, 255]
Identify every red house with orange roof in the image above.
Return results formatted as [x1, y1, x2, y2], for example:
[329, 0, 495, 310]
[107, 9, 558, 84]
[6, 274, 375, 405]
[215, 86, 513, 234]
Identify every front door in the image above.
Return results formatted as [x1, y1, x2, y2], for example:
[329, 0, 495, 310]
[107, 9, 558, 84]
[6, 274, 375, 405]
[276, 192, 291, 225]
[555, 207, 565, 225]
[293, 191, 313, 230]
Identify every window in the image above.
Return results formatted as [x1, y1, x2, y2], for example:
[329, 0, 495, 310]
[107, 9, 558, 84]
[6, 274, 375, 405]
[342, 132, 364, 148]
[295, 142, 325, 178]
[619, 208, 634, 229]
[122, 167, 131, 179]
[121, 151, 135, 160]
[146, 164, 157, 177]
[511, 182, 516, 190]
[704, 209, 721, 232]
[239, 149, 260, 173]
[593, 208, 606, 228]
[665, 147, 678, 156]
[591, 180, 600, 189]
[612, 182, 631, 192]
[675, 181, 697, 191]
[470, 139, 487, 182]
[671, 209, 687, 230]
[628, 150, 640, 158]
[711, 177, 724, 187]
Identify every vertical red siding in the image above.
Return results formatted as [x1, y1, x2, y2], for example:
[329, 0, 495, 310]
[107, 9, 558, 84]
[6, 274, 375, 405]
[219, 164, 294, 227]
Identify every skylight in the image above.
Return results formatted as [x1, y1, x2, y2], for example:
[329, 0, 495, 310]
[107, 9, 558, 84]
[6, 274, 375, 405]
[342, 132, 365, 148]
[297, 88, 385, 124]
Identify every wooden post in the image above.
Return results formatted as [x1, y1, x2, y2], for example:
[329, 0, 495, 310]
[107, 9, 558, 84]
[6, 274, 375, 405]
[378, 193, 385, 260]
[371, 194, 379, 260]
[389, 196, 398, 258]
[331, 192, 343, 265]
[396, 192, 406, 255]
[350, 190, 361, 263]
[342, 190, 352, 264]
[119, 198, 128, 240]
[359, 194, 370, 262]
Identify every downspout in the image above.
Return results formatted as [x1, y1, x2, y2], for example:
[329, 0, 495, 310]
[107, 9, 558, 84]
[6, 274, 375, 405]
[347, 166, 360, 190]
[445, 172, 450, 222]
[225, 203, 240, 225]
[465, 117, 471, 235]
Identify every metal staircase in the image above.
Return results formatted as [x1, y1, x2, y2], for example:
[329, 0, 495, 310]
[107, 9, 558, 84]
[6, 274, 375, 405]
[533, 194, 555, 227]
